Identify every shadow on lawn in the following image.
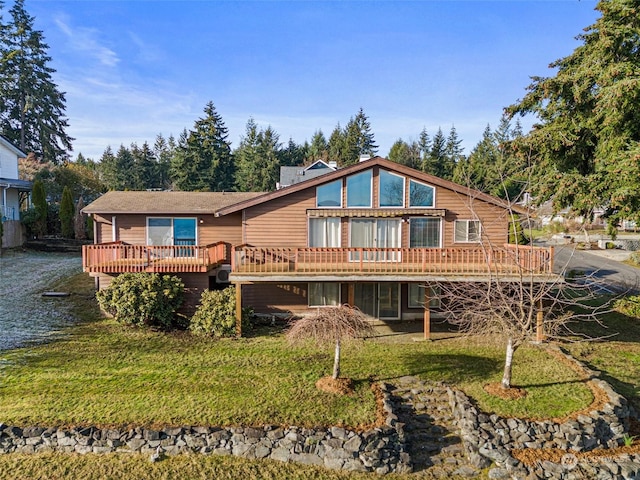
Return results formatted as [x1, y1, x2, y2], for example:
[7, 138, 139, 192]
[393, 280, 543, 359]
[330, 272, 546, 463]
[377, 352, 501, 385]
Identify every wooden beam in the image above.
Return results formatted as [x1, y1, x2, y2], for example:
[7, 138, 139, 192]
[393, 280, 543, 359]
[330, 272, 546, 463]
[347, 283, 355, 307]
[424, 287, 431, 341]
[235, 283, 242, 338]
[536, 304, 545, 343]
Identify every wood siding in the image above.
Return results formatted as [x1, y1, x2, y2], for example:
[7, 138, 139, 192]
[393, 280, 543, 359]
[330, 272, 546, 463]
[243, 166, 512, 249]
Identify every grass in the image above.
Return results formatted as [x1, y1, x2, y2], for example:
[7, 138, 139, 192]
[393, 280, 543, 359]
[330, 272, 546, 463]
[0, 272, 594, 429]
[562, 306, 640, 412]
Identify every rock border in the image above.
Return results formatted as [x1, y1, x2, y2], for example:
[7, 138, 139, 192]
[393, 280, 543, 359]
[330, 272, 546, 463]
[448, 345, 640, 479]
[0, 383, 412, 475]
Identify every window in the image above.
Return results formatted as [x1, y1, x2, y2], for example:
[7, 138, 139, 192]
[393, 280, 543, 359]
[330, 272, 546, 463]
[346, 170, 372, 207]
[349, 218, 401, 261]
[454, 220, 481, 243]
[316, 180, 342, 207]
[409, 218, 441, 248]
[308, 283, 340, 307]
[147, 217, 197, 257]
[378, 170, 404, 207]
[309, 218, 340, 247]
[408, 284, 441, 308]
[409, 180, 435, 207]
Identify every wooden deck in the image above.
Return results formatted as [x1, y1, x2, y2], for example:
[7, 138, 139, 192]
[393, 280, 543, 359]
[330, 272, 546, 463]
[82, 242, 227, 274]
[231, 245, 554, 278]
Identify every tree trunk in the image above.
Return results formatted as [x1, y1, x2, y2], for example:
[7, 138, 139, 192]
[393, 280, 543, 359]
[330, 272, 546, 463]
[501, 337, 516, 389]
[332, 338, 341, 379]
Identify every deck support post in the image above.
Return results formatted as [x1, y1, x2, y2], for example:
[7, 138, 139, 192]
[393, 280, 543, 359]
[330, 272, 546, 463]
[235, 283, 243, 337]
[347, 283, 355, 307]
[424, 287, 431, 341]
[536, 299, 545, 343]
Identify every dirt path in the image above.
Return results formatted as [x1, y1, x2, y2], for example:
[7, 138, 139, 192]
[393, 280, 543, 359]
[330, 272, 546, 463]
[0, 250, 82, 350]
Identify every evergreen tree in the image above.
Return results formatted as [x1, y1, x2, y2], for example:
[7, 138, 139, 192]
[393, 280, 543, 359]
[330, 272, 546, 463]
[280, 138, 306, 167]
[507, 0, 640, 228]
[170, 102, 234, 191]
[418, 128, 431, 163]
[98, 146, 118, 191]
[59, 185, 74, 238]
[0, 0, 73, 162]
[445, 125, 465, 167]
[234, 118, 261, 192]
[31, 178, 46, 237]
[388, 139, 420, 169]
[423, 127, 449, 178]
[256, 126, 282, 192]
[328, 124, 347, 165]
[342, 107, 378, 166]
[153, 134, 173, 190]
[130, 142, 157, 190]
[308, 130, 328, 161]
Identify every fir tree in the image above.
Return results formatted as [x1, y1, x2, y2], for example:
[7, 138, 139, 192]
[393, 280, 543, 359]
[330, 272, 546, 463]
[0, 0, 73, 162]
[59, 185, 74, 238]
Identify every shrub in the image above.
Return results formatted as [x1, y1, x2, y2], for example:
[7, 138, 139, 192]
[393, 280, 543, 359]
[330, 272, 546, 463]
[629, 252, 640, 266]
[96, 273, 184, 329]
[190, 287, 253, 337]
[615, 295, 640, 319]
[59, 186, 75, 238]
[508, 220, 529, 245]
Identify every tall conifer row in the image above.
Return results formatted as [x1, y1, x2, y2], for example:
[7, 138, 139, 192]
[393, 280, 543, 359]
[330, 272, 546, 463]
[0, 0, 73, 163]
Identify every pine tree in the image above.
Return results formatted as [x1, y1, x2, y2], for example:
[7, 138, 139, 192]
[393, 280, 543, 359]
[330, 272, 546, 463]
[130, 142, 157, 190]
[308, 130, 328, 162]
[280, 138, 307, 167]
[59, 185, 74, 238]
[342, 107, 378, 166]
[170, 102, 234, 191]
[328, 124, 347, 165]
[31, 178, 46, 237]
[0, 0, 73, 163]
[423, 127, 448, 178]
[234, 118, 262, 192]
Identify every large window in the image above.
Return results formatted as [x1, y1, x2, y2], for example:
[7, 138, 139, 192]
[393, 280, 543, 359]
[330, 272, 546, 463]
[346, 170, 372, 207]
[309, 218, 340, 247]
[378, 170, 404, 207]
[308, 283, 340, 307]
[349, 218, 401, 261]
[316, 180, 342, 207]
[354, 283, 399, 319]
[454, 220, 481, 243]
[147, 217, 197, 246]
[409, 180, 435, 207]
[409, 218, 441, 248]
[408, 284, 441, 308]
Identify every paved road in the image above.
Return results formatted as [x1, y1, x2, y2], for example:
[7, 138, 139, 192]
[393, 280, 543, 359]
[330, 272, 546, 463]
[551, 244, 640, 294]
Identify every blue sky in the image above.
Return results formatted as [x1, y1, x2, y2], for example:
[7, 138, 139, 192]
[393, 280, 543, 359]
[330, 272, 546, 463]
[28, 0, 600, 161]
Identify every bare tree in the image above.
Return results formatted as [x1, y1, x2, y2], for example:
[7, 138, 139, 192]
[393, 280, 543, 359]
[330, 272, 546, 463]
[286, 305, 374, 380]
[436, 153, 614, 391]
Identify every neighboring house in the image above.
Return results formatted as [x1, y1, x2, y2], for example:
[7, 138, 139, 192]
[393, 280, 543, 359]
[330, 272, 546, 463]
[82, 157, 555, 337]
[0, 135, 31, 248]
[277, 160, 337, 189]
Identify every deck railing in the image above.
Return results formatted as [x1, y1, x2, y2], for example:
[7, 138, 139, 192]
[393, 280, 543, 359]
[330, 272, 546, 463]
[232, 244, 554, 277]
[82, 241, 227, 273]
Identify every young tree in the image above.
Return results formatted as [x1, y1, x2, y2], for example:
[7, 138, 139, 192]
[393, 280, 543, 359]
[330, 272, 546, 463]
[59, 185, 74, 238]
[0, 0, 73, 163]
[30, 178, 46, 237]
[506, 0, 640, 231]
[286, 305, 374, 381]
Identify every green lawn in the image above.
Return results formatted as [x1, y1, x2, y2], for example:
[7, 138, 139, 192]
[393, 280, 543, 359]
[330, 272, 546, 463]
[0, 273, 594, 429]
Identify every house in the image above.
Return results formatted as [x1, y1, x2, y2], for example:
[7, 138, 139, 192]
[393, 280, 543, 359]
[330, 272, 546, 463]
[277, 159, 337, 189]
[0, 136, 31, 248]
[82, 157, 555, 337]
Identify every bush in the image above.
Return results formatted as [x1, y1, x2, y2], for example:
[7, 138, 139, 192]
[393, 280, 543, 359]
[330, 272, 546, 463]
[629, 252, 640, 266]
[508, 220, 529, 245]
[96, 273, 184, 329]
[190, 287, 253, 337]
[615, 295, 640, 319]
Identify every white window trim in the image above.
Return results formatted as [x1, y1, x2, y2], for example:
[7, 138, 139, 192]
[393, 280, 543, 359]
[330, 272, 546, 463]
[409, 217, 442, 248]
[346, 170, 373, 208]
[316, 179, 343, 208]
[307, 217, 341, 247]
[308, 282, 341, 307]
[454, 219, 482, 243]
[408, 179, 436, 208]
[378, 169, 405, 208]
[146, 217, 198, 246]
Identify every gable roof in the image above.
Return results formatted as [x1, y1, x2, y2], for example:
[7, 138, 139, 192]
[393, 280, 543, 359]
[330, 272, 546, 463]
[217, 156, 526, 216]
[0, 135, 27, 158]
[82, 191, 265, 215]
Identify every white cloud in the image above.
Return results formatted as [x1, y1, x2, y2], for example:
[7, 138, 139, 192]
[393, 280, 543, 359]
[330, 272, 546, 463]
[54, 14, 119, 67]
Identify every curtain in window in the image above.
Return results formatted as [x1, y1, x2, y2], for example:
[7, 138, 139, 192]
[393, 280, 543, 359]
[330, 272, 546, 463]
[410, 218, 440, 247]
[309, 218, 340, 247]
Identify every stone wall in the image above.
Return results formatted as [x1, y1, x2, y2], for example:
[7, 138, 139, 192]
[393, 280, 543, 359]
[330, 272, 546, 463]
[448, 347, 639, 478]
[0, 383, 412, 475]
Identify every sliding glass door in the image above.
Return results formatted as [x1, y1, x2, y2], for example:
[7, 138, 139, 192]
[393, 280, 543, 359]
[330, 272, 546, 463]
[349, 218, 401, 261]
